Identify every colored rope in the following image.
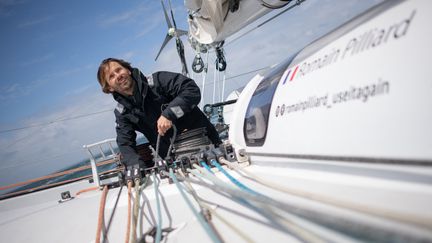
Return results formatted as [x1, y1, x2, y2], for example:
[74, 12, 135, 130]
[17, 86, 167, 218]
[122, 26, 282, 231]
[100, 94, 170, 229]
[125, 181, 133, 243]
[95, 186, 109, 243]
[169, 168, 222, 243]
[200, 161, 214, 174]
[210, 159, 259, 196]
[153, 172, 163, 243]
[177, 170, 249, 243]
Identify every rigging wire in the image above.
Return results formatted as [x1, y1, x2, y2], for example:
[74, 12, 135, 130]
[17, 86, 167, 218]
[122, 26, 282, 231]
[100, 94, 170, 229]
[0, 108, 113, 134]
[4, 124, 46, 149]
[199, 52, 209, 109]
[212, 65, 217, 104]
[1, 62, 271, 140]
[103, 185, 124, 243]
[2, 0, 299, 136]
[168, 168, 222, 243]
[199, 65, 272, 90]
[0, 148, 82, 171]
[139, 186, 157, 237]
[221, 70, 226, 102]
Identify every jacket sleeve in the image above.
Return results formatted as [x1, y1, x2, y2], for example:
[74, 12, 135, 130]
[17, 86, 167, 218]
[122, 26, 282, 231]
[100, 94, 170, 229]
[154, 71, 201, 121]
[114, 110, 142, 167]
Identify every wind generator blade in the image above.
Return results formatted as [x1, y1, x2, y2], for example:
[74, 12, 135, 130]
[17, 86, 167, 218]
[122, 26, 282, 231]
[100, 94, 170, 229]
[160, 0, 173, 29]
[176, 38, 189, 76]
[155, 34, 173, 61]
[168, 0, 178, 29]
[175, 29, 189, 37]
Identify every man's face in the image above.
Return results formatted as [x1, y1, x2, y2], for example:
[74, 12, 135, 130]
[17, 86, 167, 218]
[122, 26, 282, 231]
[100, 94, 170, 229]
[105, 61, 133, 95]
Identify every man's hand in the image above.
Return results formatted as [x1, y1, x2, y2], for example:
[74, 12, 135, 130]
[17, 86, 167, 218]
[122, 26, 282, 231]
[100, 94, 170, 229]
[157, 115, 172, 136]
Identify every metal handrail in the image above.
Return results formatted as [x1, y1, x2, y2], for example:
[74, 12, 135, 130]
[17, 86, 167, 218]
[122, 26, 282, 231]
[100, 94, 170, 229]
[83, 138, 118, 187]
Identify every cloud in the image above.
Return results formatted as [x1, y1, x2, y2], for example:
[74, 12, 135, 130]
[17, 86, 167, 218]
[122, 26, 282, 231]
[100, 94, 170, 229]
[46, 64, 94, 79]
[0, 0, 25, 5]
[0, 64, 93, 101]
[0, 0, 25, 17]
[17, 15, 54, 28]
[136, 14, 164, 38]
[20, 53, 55, 66]
[97, 4, 155, 27]
[120, 51, 135, 60]
[63, 83, 96, 96]
[0, 88, 117, 186]
[0, 79, 42, 101]
[151, 0, 384, 105]
[0, 0, 385, 188]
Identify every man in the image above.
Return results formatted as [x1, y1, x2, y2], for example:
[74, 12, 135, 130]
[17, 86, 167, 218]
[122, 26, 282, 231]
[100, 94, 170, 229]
[97, 58, 221, 178]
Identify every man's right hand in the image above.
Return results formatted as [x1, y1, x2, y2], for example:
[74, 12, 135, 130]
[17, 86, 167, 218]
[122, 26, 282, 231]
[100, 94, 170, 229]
[157, 115, 172, 136]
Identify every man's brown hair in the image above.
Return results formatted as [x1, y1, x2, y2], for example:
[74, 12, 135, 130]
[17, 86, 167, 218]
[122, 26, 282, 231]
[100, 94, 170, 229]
[97, 58, 133, 93]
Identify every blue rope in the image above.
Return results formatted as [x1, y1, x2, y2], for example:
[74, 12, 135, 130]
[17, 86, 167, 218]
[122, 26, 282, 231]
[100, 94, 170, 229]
[153, 172, 162, 243]
[200, 161, 214, 174]
[188, 168, 292, 235]
[210, 159, 260, 196]
[169, 168, 221, 243]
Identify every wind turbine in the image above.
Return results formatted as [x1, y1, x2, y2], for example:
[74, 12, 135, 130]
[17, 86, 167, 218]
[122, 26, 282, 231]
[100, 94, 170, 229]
[155, 0, 189, 76]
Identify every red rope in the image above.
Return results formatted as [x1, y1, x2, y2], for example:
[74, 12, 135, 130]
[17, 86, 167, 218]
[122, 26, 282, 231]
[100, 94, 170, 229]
[75, 186, 99, 196]
[95, 185, 109, 243]
[125, 181, 133, 243]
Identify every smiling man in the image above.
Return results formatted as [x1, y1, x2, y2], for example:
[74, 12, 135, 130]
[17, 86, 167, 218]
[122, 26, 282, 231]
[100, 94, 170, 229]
[97, 58, 221, 179]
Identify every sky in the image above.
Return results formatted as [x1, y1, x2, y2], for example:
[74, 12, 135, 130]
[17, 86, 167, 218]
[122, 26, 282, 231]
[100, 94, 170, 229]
[0, 0, 382, 188]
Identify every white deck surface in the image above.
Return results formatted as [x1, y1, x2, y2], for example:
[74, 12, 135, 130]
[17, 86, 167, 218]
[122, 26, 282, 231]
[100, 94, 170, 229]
[1, 161, 432, 243]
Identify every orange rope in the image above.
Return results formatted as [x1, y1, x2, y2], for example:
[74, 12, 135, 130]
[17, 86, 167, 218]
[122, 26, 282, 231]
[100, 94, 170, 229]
[75, 186, 99, 196]
[95, 185, 109, 243]
[125, 181, 133, 243]
[0, 158, 119, 191]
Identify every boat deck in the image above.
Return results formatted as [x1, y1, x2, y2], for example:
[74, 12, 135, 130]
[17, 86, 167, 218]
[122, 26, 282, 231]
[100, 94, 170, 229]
[1, 161, 432, 242]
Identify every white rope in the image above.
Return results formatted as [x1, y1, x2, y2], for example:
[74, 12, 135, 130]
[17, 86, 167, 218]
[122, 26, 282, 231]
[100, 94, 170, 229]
[218, 158, 432, 230]
[178, 170, 254, 243]
[188, 165, 326, 243]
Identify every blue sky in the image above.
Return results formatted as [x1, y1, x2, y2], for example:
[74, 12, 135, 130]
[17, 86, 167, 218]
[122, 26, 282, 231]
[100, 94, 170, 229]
[0, 0, 382, 188]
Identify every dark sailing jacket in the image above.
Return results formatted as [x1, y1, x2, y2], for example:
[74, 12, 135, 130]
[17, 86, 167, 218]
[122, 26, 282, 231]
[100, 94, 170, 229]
[113, 68, 221, 167]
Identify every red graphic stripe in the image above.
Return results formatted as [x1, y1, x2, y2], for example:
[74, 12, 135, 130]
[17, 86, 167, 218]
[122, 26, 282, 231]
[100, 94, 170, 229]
[290, 66, 299, 81]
